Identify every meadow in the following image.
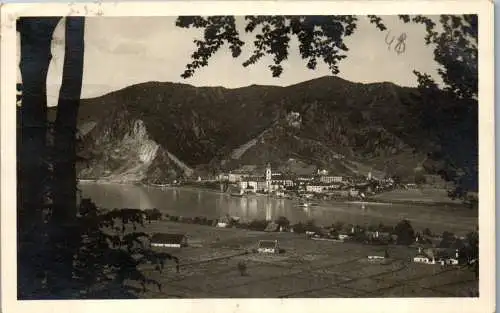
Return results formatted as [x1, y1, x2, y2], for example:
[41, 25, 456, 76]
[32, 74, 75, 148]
[127, 221, 478, 298]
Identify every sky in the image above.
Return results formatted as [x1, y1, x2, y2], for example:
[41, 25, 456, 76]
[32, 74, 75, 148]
[16, 15, 442, 106]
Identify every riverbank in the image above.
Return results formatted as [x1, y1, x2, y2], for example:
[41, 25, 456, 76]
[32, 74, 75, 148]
[368, 188, 470, 207]
[127, 220, 477, 298]
[158, 182, 469, 208]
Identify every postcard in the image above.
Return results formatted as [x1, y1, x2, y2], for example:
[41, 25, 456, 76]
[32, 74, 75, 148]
[0, 1, 495, 313]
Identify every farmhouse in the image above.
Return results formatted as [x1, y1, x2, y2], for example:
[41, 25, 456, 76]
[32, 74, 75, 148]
[413, 254, 435, 264]
[413, 247, 437, 264]
[257, 240, 280, 254]
[368, 255, 385, 260]
[338, 234, 350, 240]
[150, 233, 188, 248]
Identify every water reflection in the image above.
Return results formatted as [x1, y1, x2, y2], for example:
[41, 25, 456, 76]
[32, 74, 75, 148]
[265, 201, 272, 221]
[78, 183, 476, 233]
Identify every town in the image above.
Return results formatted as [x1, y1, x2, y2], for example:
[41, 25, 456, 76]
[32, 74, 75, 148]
[217, 163, 395, 199]
[166, 163, 450, 204]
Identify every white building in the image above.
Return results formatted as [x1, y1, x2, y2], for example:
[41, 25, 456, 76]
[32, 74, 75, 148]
[257, 240, 280, 254]
[306, 185, 327, 193]
[320, 176, 343, 184]
[317, 169, 329, 176]
[413, 254, 436, 264]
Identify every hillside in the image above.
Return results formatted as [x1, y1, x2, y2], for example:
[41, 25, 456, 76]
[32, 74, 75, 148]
[72, 76, 477, 188]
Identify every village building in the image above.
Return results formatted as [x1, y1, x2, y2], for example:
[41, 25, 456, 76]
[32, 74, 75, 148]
[270, 175, 295, 190]
[306, 184, 330, 193]
[296, 175, 315, 183]
[413, 247, 438, 264]
[365, 231, 391, 241]
[338, 234, 350, 240]
[257, 240, 280, 254]
[150, 233, 188, 248]
[317, 169, 329, 176]
[217, 173, 230, 182]
[246, 178, 267, 192]
[413, 253, 436, 264]
[368, 255, 385, 260]
[319, 175, 343, 184]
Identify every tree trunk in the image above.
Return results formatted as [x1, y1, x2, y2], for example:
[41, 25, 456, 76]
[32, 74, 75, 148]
[17, 17, 60, 299]
[50, 16, 85, 296]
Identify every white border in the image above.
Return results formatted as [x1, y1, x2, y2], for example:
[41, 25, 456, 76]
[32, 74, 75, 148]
[1, 1, 495, 313]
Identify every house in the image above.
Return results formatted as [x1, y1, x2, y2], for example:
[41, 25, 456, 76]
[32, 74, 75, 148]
[296, 175, 315, 182]
[216, 215, 235, 228]
[338, 234, 350, 240]
[319, 176, 343, 184]
[413, 247, 437, 264]
[317, 169, 329, 176]
[349, 189, 359, 197]
[436, 248, 461, 266]
[228, 172, 251, 183]
[306, 185, 324, 193]
[257, 240, 280, 254]
[275, 190, 285, 198]
[413, 254, 434, 264]
[365, 231, 391, 241]
[150, 233, 188, 248]
[270, 175, 295, 190]
[247, 179, 267, 192]
[440, 258, 459, 266]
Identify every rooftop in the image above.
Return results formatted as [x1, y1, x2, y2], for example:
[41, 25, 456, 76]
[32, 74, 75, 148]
[150, 233, 186, 244]
[258, 240, 278, 249]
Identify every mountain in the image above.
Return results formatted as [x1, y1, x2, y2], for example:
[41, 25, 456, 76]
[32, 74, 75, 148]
[73, 76, 478, 188]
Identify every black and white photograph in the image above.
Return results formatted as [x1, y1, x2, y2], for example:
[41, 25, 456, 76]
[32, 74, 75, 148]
[0, 1, 495, 313]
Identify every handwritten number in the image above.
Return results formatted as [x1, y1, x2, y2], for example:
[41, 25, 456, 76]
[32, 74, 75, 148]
[394, 33, 406, 55]
[385, 31, 406, 55]
[385, 31, 395, 50]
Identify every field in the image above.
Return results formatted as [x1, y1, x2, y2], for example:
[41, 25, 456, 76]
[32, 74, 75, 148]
[127, 221, 478, 298]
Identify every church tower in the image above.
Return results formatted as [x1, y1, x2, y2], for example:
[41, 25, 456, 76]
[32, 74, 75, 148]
[265, 163, 272, 192]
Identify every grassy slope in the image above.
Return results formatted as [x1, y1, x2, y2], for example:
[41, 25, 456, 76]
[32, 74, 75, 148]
[127, 221, 477, 298]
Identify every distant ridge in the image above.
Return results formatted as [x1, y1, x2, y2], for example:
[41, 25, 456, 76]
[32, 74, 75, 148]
[72, 75, 477, 188]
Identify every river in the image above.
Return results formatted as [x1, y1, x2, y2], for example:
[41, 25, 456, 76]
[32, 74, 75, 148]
[79, 182, 478, 235]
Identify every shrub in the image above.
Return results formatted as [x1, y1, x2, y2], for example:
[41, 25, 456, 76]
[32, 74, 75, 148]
[275, 216, 290, 229]
[394, 219, 415, 245]
[423, 227, 433, 237]
[248, 219, 268, 231]
[303, 220, 320, 233]
[237, 261, 247, 276]
[169, 215, 179, 222]
[291, 222, 306, 234]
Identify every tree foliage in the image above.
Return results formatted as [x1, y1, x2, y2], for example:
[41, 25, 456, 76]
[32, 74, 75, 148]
[399, 14, 477, 100]
[275, 216, 291, 229]
[17, 17, 177, 299]
[399, 15, 478, 198]
[393, 219, 415, 246]
[72, 200, 178, 298]
[176, 15, 386, 78]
